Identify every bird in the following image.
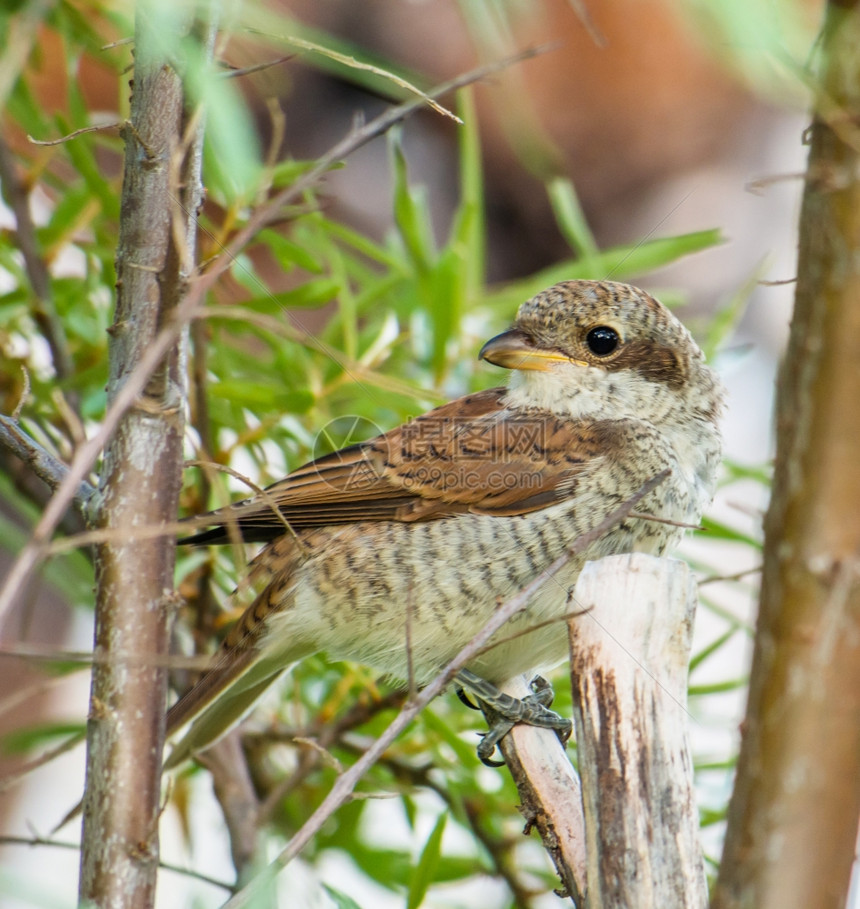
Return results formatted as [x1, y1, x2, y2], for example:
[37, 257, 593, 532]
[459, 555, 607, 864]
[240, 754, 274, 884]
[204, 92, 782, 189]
[166, 279, 724, 767]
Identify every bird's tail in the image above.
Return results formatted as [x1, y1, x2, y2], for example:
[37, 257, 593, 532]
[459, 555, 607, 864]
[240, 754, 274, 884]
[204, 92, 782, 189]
[163, 637, 311, 769]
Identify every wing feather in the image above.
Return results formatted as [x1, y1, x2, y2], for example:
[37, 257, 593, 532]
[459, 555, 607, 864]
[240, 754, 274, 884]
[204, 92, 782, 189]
[180, 387, 610, 545]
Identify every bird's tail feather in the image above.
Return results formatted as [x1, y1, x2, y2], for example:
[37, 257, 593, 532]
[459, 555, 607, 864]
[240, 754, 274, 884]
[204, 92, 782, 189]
[163, 641, 310, 769]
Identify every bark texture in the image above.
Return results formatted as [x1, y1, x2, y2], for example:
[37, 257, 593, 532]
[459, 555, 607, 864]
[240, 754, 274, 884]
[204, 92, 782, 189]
[713, 4, 860, 907]
[495, 675, 587, 906]
[568, 554, 705, 909]
[78, 8, 203, 906]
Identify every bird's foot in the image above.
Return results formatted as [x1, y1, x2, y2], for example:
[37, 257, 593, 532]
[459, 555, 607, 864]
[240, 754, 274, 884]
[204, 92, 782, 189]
[455, 669, 572, 767]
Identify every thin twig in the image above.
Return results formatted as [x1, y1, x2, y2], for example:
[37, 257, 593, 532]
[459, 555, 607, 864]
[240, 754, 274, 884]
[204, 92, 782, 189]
[27, 121, 124, 146]
[0, 731, 86, 794]
[11, 366, 29, 422]
[0, 414, 95, 513]
[567, 0, 608, 48]
[758, 277, 797, 286]
[0, 835, 233, 892]
[253, 689, 407, 823]
[698, 566, 762, 587]
[221, 55, 294, 79]
[197, 732, 261, 876]
[0, 642, 212, 671]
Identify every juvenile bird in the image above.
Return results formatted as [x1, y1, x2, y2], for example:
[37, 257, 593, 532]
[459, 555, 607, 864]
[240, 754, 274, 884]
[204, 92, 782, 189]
[167, 280, 724, 766]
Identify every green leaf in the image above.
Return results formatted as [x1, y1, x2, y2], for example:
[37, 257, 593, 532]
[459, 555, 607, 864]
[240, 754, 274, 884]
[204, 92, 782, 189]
[483, 229, 724, 313]
[241, 278, 342, 312]
[269, 158, 326, 189]
[191, 49, 261, 200]
[242, 10, 430, 101]
[258, 228, 323, 273]
[721, 459, 771, 485]
[699, 262, 762, 360]
[699, 805, 729, 828]
[2, 722, 86, 755]
[450, 87, 484, 301]
[690, 627, 740, 673]
[700, 516, 762, 549]
[407, 812, 447, 909]
[209, 381, 314, 413]
[546, 176, 599, 262]
[420, 708, 480, 768]
[688, 677, 748, 696]
[322, 218, 406, 269]
[323, 884, 365, 909]
[391, 135, 436, 272]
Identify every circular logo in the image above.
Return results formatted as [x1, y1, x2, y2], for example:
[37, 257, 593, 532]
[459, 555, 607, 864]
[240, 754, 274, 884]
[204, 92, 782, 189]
[310, 415, 386, 491]
[311, 414, 385, 459]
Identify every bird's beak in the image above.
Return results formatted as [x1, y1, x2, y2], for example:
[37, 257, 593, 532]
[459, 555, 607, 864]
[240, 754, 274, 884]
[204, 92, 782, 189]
[479, 329, 584, 372]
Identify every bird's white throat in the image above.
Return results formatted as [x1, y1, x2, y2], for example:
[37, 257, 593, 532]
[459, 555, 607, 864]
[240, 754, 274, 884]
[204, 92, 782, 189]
[503, 365, 664, 422]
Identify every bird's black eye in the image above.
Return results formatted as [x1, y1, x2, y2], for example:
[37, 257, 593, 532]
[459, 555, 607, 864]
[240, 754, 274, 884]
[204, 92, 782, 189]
[586, 326, 620, 356]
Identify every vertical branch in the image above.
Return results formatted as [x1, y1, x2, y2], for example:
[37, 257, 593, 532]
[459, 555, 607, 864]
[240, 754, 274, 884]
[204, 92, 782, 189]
[78, 6, 211, 907]
[713, 3, 860, 908]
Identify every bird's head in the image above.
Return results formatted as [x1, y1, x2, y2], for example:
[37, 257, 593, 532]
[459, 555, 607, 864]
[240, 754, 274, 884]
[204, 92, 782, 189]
[480, 280, 723, 426]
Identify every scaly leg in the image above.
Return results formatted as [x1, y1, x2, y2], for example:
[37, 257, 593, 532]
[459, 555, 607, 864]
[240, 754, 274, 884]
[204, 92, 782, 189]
[455, 669, 572, 766]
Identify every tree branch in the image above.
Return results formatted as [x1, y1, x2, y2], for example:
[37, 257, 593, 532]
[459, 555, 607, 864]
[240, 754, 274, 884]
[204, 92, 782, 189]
[569, 555, 706, 909]
[713, 4, 860, 907]
[77, 8, 214, 906]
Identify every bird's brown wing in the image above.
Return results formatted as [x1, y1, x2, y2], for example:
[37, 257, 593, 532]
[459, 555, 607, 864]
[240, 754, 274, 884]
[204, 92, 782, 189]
[181, 387, 611, 544]
[165, 389, 620, 757]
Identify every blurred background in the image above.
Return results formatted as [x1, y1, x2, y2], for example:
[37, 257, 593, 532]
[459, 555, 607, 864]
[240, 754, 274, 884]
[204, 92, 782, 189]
[0, 0, 834, 906]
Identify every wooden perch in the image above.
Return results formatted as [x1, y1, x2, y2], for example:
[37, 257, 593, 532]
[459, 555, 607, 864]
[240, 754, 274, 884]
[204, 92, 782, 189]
[497, 553, 705, 909]
[569, 553, 706, 909]
[496, 675, 588, 905]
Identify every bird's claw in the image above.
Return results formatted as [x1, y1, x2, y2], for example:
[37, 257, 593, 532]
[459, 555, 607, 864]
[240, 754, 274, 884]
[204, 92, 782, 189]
[456, 686, 482, 711]
[456, 670, 572, 766]
[476, 731, 509, 766]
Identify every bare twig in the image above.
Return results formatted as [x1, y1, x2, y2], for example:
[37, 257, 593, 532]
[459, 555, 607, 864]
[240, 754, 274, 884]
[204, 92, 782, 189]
[252, 689, 407, 823]
[332, 741, 538, 907]
[0, 642, 212, 671]
[566, 0, 607, 47]
[221, 55, 294, 79]
[197, 732, 261, 877]
[0, 413, 95, 513]
[27, 121, 124, 146]
[10, 366, 29, 422]
[758, 277, 797, 286]
[0, 730, 86, 795]
[0, 835, 233, 892]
